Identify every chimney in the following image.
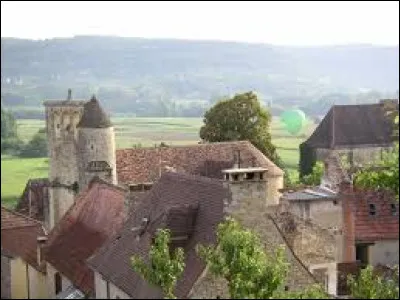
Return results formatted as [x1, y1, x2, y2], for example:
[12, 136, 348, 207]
[67, 89, 72, 101]
[340, 182, 356, 262]
[37, 236, 48, 266]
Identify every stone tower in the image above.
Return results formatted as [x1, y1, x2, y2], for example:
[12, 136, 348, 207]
[44, 90, 86, 229]
[77, 95, 117, 191]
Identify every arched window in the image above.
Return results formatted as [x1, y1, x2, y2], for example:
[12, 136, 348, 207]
[55, 272, 62, 294]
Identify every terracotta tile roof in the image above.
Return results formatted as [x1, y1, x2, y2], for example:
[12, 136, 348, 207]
[342, 186, 399, 242]
[1, 206, 47, 272]
[303, 102, 398, 148]
[116, 141, 283, 185]
[43, 177, 127, 296]
[87, 172, 230, 298]
[15, 178, 49, 222]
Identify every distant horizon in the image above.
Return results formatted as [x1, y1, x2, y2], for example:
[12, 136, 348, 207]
[1, 34, 399, 48]
[1, 1, 398, 46]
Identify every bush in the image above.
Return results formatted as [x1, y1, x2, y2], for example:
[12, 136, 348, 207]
[19, 129, 48, 158]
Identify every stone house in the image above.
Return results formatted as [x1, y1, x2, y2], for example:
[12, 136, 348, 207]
[341, 182, 399, 267]
[87, 172, 339, 299]
[1, 207, 48, 299]
[300, 100, 398, 177]
[42, 177, 126, 298]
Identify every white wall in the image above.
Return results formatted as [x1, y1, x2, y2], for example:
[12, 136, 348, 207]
[369, 240, 399, 266]
[94, 271, 131, 299]
[309, 262, 337, 296]
[46, 263, 73, 298]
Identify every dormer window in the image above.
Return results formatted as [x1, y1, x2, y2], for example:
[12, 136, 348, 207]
[390, 203, 397, 216]
[369, 203, 376, 216]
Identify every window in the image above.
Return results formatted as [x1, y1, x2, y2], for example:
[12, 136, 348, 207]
[390, 203, 397, 216]
[225, 174, 229, 180]
[233, 174, 239, 181]
[356, 244, 369, 265]
[333, 200, 338, 206]
[246, 172, 255, 180]
[55, 272, 62, 294]
[369, 203, 376, 216]
[259, 173, 264, 180]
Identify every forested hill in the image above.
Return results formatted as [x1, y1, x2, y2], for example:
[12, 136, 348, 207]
[1, 36, 399, 117]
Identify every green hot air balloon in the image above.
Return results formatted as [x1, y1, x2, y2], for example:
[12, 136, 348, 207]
[280, 109, 307, 135]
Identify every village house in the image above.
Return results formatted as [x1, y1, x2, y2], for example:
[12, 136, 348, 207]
[87, 172, 339, 299]
[42, 177, 126, 298]
[5, 91, 396, 299]
[299, 100, 398, 177]
[1, 207, 48, 299]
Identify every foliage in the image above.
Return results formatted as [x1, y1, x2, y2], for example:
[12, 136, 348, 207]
[197, 217, 289, 299]
[199, 91, 282, 166]
[2, 36, 398, 118]
[347, 265, 399, 299]
[131, 229, 185, 299]
[1, 105, 18, 139]
[354, 144, 399, 200]
[299, 142, 317, 179]
[301, 161, 324, 185]
[19, 128, 48, 158]
[1, 106, 24, 154]
[354, 102, 400, 200]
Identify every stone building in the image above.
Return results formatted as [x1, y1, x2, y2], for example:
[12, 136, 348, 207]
[88, 172, 339, 299]
[300, 100, 398, 177]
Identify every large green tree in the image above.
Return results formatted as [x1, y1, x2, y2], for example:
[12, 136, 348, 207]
[1, 105, 24, 154]
[199, 91, 282, 166]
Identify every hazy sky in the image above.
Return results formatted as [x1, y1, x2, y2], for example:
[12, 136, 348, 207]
[1, 1, 399, 46]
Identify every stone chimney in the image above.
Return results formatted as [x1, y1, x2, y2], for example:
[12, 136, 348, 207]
[37, 236, 48, 266]
[340, 181, 356, 262]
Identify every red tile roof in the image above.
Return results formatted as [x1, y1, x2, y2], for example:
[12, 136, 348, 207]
[115, 141, 283, 185]
[1, 206, 47, 272]
[87, 172, 229, 298]
[341, 185, 399, 242]
[43, 177, 127, 296]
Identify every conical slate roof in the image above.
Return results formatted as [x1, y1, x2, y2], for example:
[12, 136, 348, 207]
[77, 95, 112, 128]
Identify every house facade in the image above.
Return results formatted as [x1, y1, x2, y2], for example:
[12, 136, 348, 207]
[1, 207, 48, 299]
[300, 100, 398, 177]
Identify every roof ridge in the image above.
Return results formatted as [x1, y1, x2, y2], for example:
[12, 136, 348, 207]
[89, 176, 128, 193]
[1, 206, 45, 227]
[116, 140, 251, 152]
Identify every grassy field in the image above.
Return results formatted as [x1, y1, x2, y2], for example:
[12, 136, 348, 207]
[2, 117, 316, 207]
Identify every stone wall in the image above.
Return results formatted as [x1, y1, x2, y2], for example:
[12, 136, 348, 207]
[283, 199, 343, 232]
[45, 102, 85, 229]
[77, 127, 117, 191]
[316, 146, 392, 167]
[369, 240, 399, 266]
[1, 255, 11, 299]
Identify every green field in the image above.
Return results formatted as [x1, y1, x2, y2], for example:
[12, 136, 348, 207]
[2, 117, 316, 207]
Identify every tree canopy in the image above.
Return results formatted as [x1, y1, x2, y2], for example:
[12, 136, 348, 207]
[131, 229, 185, 299]
[199, 91, 281, 166]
